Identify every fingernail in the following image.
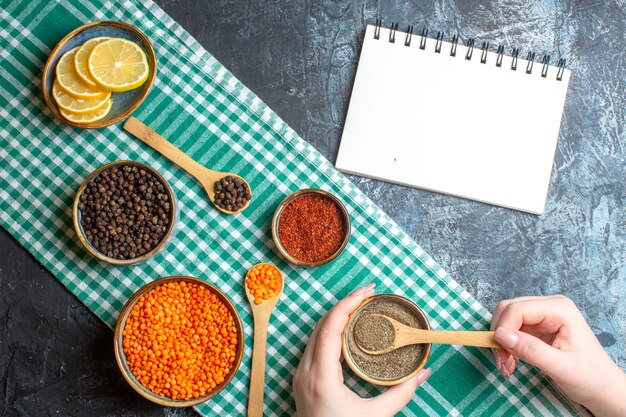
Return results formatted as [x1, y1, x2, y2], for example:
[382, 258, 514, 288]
[500, 363, 510, 380]
[415, 368, 431, 383]
[496, 356, 504, 379]
[494, 328, 519, 349]
[352, 283, 375, 295]
[498, 364, 507, 379]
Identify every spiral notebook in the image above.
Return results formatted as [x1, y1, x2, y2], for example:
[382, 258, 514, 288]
[336, 23, 572, 214]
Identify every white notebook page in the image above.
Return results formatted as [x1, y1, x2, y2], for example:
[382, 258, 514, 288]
[336, 25, 571, 214]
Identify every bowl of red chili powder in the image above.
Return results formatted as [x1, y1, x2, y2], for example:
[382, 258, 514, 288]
[272, 189, 351, 267]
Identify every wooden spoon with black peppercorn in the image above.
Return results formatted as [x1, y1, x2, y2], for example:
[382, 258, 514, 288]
[357, 314, 501, 355]
[123, 117, 252, 214]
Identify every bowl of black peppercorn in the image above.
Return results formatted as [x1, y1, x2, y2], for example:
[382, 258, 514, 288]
[73, 160, 177, 265]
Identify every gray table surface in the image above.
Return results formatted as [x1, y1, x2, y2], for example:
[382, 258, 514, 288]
[1, 0, 624, 416]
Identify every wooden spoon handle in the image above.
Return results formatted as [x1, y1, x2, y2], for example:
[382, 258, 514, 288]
[248, 313, 270, 417]
[123, 117, 209, 181]
[399, 328, 501, 349]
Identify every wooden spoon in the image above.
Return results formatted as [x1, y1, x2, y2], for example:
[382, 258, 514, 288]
[357, 314, 501, 355]
[244, 263, 284, 417]
[123, 117, 252, 214]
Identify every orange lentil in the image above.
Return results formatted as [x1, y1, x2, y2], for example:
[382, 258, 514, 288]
[245, 263, 281, 305]
[122, 282, 239, 400]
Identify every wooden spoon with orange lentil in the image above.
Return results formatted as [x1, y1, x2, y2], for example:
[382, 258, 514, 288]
[244, 263, 284, 417]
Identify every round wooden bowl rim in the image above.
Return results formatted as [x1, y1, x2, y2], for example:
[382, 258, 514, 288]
[341, 294, 432, 386]
[72, 160, 176, 265]
[271, 188, 351, 267]
[113, 276, 245, 407]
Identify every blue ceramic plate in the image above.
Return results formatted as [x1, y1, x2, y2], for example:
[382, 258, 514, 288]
[42, 21, 156, 129]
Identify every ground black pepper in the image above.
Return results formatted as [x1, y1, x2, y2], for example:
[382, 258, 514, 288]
[78, 164, 172, 260]
[347, 299, 425, 380]
[353, 314, 395, 351]
[213, 175, 251, 212]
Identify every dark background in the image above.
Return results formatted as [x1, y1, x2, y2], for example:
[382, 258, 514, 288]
[2, 0, 624, 416]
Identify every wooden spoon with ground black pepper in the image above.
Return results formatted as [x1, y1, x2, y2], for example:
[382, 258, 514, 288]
[357, 314, 501, 355]
[123, 117, 252, 214]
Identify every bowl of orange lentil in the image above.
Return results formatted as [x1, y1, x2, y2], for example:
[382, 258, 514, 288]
[113, 276, 244, 407]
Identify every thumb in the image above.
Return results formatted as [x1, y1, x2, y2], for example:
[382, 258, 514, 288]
[368, 368, 431, 417]
[495, 328, 561, 375]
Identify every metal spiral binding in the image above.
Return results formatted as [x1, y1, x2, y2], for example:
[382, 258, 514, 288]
[526, 51, 535, 74]
[370, 21, 566, 80]
[404, 25, 414, 46]
[419, 28, 428, 50]
[556, 58, 566, 81]
[496, 45, 504, 67]
[511, 47, 519, 70]
[450, 34, 459, 56]
[541, 55, 550, 78]
[374, 18, 381, 40]
[465, 38, 475, 60]
[435, 31, 444, 53]
[480, 42, 489, 64]
[389, 22, 399, 43]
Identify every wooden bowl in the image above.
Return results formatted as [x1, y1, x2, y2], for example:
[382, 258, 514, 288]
[42, 21, 156, 129]
[341, 294, 432, 386]
[113, 276, 245, 407]
[271, 189, 351, 267]
[72, 160, 176, 265]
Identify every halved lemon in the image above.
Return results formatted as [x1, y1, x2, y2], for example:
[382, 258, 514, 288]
[74, 37, 111, 87]
[59, 98, 112, 124]
[52, 79, 110, 114]
[56, 47, 108, 100]
[88, 38, 149, 92]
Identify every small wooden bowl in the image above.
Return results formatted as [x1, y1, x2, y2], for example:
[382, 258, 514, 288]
[271, 189, 351, 267]
[341, 294, 432, 386]
[114, 276, 245, 407]
[72, 160, 176, 265]
[42, 21, 156, 129]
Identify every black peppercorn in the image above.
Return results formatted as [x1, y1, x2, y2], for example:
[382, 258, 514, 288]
[79, 164, 172, 260]
[213, 175, 251, 211]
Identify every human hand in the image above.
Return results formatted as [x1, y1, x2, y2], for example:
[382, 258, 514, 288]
[293, 284, 431, 417]
[491, 295, 626, 417]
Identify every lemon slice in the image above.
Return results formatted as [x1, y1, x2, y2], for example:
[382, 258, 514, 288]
[74, 37, 111, 87]
[56, 47, 108, 100]
[52, 79, 110, 114]
[59, 98, 112, 124]
[88, 38, 149, 92]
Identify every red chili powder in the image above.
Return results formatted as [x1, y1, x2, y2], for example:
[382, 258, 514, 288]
[278, 195, 344, 263]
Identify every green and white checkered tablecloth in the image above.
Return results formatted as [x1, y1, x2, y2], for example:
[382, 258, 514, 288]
[0, 0, 579, 415]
